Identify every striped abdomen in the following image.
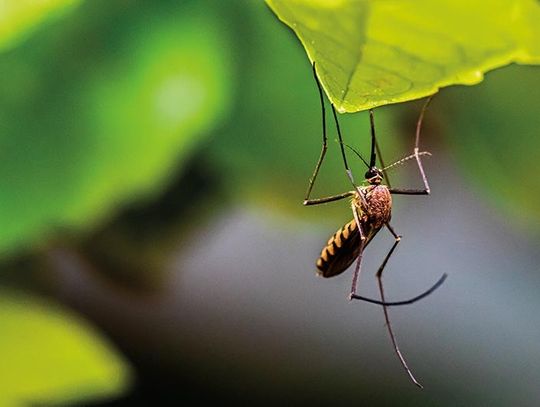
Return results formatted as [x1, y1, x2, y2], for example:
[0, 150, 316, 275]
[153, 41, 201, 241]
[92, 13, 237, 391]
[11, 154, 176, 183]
[315, 219, 364, 278]
[316, 186, 391, 278]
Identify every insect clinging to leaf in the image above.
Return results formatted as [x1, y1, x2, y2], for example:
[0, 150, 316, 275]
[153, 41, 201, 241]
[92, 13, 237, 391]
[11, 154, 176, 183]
[303, 62, 447, 388]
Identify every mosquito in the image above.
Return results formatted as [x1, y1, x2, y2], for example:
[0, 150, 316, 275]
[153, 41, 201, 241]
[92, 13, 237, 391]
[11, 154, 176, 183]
[303, 63, 447, 388]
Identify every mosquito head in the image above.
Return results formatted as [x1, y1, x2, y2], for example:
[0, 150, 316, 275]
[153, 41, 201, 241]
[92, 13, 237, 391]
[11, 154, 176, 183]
[365, 167, 383, 185]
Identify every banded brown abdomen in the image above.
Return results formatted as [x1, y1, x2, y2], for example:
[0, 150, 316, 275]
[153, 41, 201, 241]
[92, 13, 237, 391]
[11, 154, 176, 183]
[316, 219, 362, 278]
[316, 185, 392, 278]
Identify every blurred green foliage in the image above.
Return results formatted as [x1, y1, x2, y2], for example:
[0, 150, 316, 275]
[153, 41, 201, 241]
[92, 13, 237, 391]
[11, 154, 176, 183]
[0, 1, 233, 404]
[0, 0, 232, 257]
[0, 290, 130, 405]
[0, 0, 81, 52]
[266, 0, 540, 112]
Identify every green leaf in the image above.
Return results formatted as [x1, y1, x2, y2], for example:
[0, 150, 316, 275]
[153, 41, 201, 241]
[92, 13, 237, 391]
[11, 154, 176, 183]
[0, 2, 232, 258]
[266, 0, 540, 112]
[0, 0, 81, 53]
[0, 290, 130, 405]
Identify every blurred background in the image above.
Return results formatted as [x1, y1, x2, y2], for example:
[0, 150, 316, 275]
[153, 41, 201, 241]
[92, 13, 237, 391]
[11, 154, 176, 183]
[1, 0, 540, 405]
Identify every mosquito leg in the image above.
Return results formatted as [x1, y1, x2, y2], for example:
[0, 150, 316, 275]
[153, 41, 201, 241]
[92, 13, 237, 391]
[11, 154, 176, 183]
[349, 212, 447, 306]
[389, 147, 430, 194]
[350, 218, 448, 307]
[304, 63, 330, 204]
[303, 134, 328, 202]
[351, 274, 447, 306]
[304, 64, 359, 207]
[331, 105, 354, 187]
[348, 222, 424, 386]
[347, 217, 446, 306]
[304, 191, 354, 206]
[367, 108, 392, 188]
[375, 137, 391, 189]
[377, 223, 402, 277]
[376, 223, 423, 388]
[331, 105, 368, 207]
[389, 97, 432, 196]
[348, 206, 367, 300]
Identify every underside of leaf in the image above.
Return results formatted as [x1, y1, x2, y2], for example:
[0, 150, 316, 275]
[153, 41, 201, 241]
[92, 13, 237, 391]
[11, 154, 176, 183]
[266, 0, 540, 112]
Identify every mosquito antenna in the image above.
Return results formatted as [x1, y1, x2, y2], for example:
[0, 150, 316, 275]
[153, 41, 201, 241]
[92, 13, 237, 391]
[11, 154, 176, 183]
[369, 109, 377, 168]
[341, 142, 369, 168]
[383, 151, 432, 172]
